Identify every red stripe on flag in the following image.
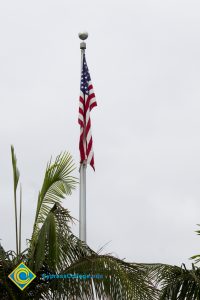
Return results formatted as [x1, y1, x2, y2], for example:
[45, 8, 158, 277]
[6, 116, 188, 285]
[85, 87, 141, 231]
[86, 137, 93, 156]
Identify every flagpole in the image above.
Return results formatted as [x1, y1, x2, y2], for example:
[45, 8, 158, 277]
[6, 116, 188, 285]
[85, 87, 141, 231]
[79, 162, 87, 242]
[79, 32, 88, 243]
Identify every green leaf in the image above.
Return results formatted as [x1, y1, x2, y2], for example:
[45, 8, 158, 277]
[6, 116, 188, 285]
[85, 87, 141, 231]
[30, 152, 78, 250]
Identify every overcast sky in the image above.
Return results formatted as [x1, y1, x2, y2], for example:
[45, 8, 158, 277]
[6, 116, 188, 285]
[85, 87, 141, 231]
[0, 0, 200, 268]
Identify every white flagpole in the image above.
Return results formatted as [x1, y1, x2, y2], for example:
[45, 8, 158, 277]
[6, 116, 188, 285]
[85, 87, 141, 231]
[79, 162, 87, 242]
[79, 32, 88, 243]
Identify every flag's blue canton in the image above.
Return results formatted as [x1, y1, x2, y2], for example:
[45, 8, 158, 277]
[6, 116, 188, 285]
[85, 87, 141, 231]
[80, 54, 91, 96]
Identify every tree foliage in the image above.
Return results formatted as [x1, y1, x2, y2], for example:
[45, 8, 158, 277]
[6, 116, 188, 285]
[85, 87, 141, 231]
[0, 149, 158, 299]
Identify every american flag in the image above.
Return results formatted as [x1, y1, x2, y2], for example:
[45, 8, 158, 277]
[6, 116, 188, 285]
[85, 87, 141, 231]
[78, 53, 97, 170]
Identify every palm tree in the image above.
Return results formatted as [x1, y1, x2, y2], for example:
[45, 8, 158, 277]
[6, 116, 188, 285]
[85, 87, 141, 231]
[0, 147, 158, 300]
[146, 262, 200, 300]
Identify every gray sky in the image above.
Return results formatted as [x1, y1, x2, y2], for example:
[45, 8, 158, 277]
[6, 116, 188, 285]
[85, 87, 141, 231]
[0, 0, 200, 267]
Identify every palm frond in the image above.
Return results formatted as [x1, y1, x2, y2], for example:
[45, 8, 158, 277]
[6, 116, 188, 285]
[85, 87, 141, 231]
[190, 224, 200, 265]
[0, 245, 19, 299]
[11, 145, 20, 191]
[147, 263, 200, 300]
[52, 256, 158, 300]
[11, 145, 20, 257]
[28, 203, 94, 273]
[30, 152, 77, 249]
[19, 184, 22, 255]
